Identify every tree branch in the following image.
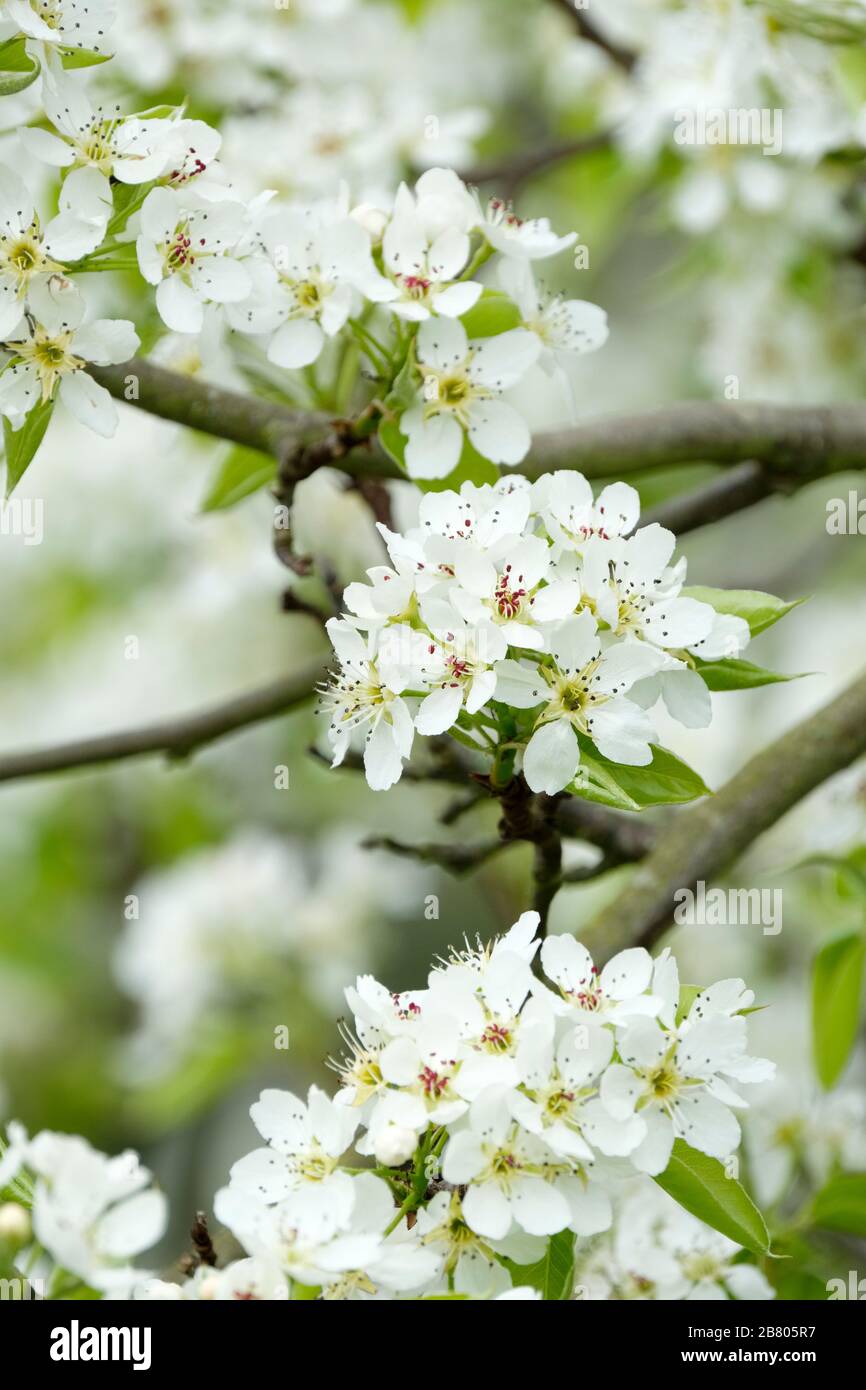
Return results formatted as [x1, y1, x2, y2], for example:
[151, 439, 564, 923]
[555, 798, 658, 862]
[362, 835, 508, 875]
[520, 401, 866, 482]
[88, 359, 377, 484]
[641, 461, 777, 536]
[584, 668, 866, 959]
[551, 0, 638, 71]
[462, 130, 612, 191]
[0, 662, 325, 787]
[92, 362, 866, 489]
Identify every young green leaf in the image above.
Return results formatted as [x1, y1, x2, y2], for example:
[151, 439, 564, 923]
[200, 445, 277, 512]
[58, 47, 113, 69]
[694, 657, 806, 691]
[570, 738, 710, 811]
[3, 398, 56, 496]
[459, 289, 522, 339]
[0, 38, 40, 95]
[501, 1229, 575, 1300]
[811, 930, 866, 1089]
[681, 586, 804, 636]
[654, 1140, 771, 1255]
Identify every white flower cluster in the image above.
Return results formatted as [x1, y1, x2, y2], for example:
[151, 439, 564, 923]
[321, 472, 750, 791]
[1, 22, 604, 479]
[182, 914, 769, 1299]
[0, 914, 774, 1300]
[576, 1180, 775, 1301]
[0, 1123, 167, 1298]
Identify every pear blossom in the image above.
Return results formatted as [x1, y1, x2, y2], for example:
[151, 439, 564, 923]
[499, 259, 609, 373]
[0, 275, 138, 437]
[20, 74, 175, 187]
[480, 196, 578, 260]
[0, 166, 111, 336]
[494, 610, 674, 795]
[136, 185, 251, 333]
[319, 617, 424, 791]
[532, 470, 641, 549]
[379, 179, 481, 321]
[230, 200, 392, 367]
[540, 937, 663, 1026]
[401, 316, 540, 478]
[4, 0, 116, 53]
[578, 1182, 775, 1301]
[225, 1086, 360, 1205]
[11, 1129, 167, 1296]
[414, 612, 507, 735]
[601, 1012, 775, 1174]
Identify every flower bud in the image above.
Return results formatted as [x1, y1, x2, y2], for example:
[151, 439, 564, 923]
[373, 1124, 417, 1168]
[0, 1202, 31, 1248]
[198, 1273, 220, 1300]
[350, 203, 388, 242]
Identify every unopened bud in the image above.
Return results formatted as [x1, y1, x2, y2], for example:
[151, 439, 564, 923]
[199, 1273, 220, 1300]
[350, 203, 388, 242]
[373, 1124, 417, 1168]
[0, 1202, 31, 1247]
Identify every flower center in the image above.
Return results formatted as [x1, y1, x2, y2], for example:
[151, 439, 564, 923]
[494, 565, 527, 619]
[15, 329, 83, 401]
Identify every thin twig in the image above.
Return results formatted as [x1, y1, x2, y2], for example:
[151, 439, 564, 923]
[363, 835, 508, 875]
[642, 461, 778, 535]
[0, 663, 325, 787]
[552, 0, 638, 70]
[462, 130, 612, 191]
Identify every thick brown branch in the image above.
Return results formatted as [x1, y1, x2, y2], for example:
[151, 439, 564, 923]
[520, 402, 866, 482]
[91, 362, 866, 492]
[0, 663, 325, 787]
[584, 668, 866, 959]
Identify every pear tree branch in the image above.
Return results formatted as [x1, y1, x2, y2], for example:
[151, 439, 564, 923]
[584, 668, 866, 960]
[0, 662, 326, 786]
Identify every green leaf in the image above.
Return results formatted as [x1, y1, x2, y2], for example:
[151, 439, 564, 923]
[680, 586, 803, 637]
[3, 398, 56, 496]
[694, 657, 806, 691]
[811, 1173, 866, 1239]
[654, 1141, 771, 1255]
[0, 38, 40, 94]
[811, 931, 866, 1089]
[501, 1229, 575, 1300]
[58, 47, 113, 69]
[569, 738, 710, 811]
[0, 36, 36, 70]
[459, 289, 522, 339]
[200, 445, 276, 512]
[382, 347, 418, 413]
